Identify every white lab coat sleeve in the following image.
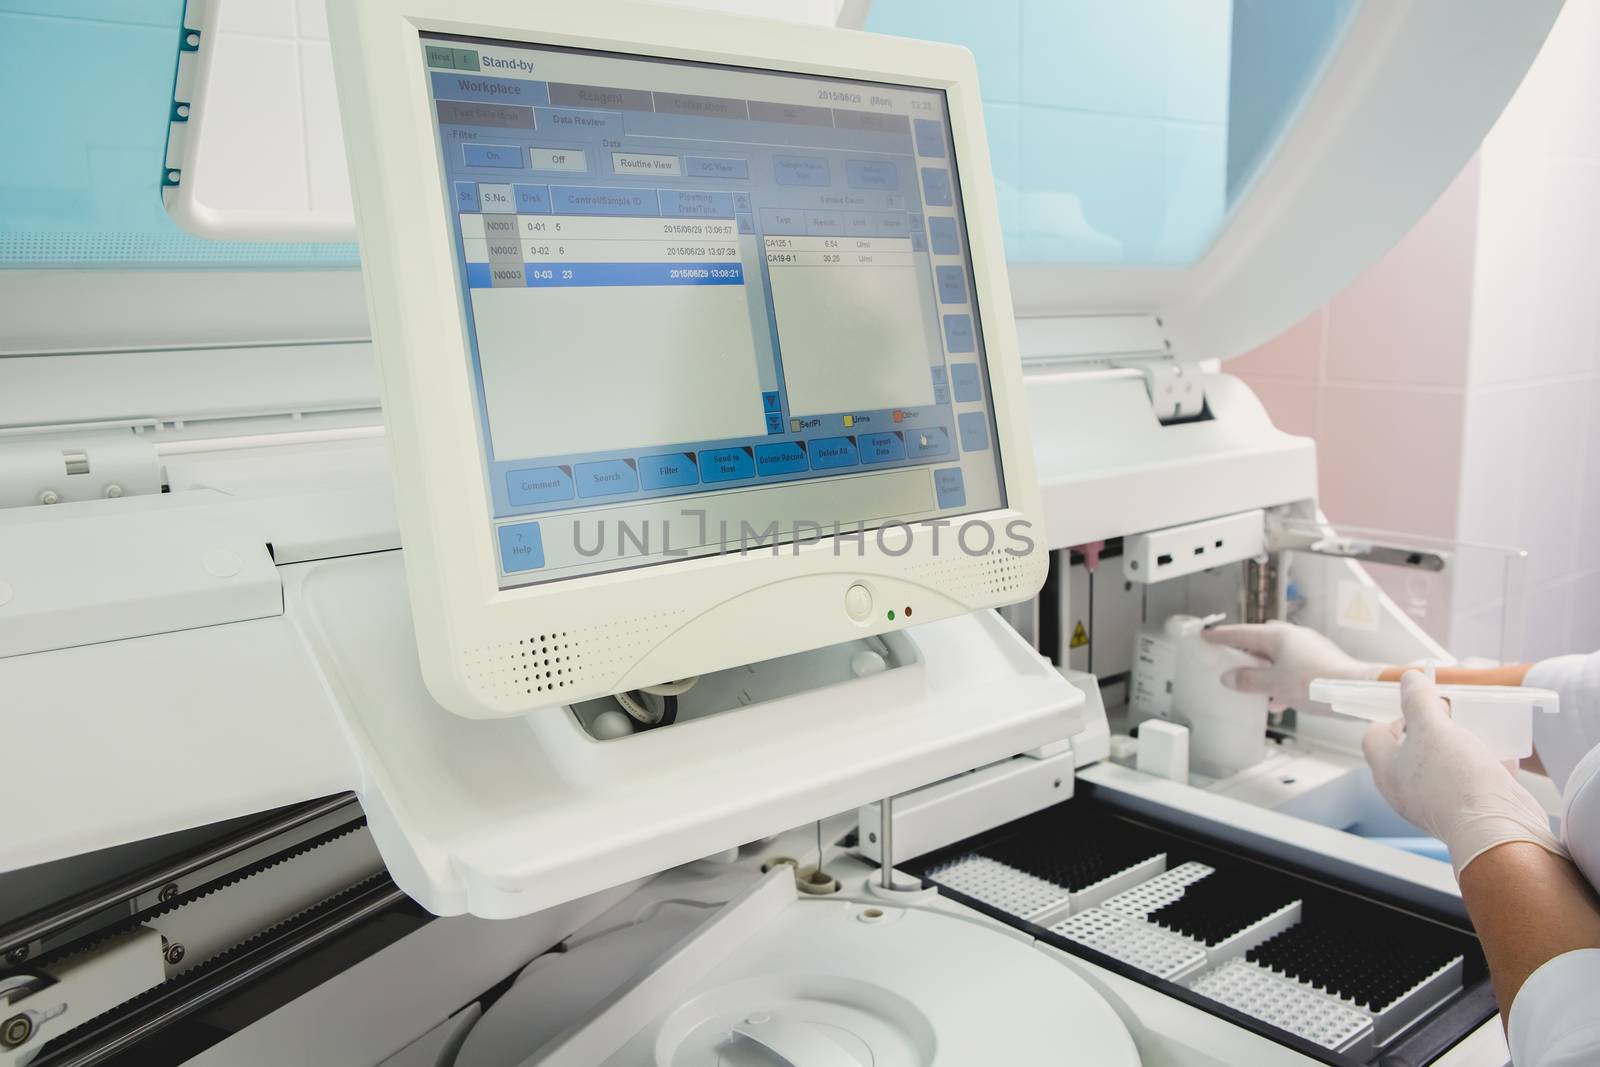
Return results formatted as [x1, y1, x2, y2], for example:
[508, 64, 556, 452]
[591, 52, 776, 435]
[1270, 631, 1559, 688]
[1508, 949, 1600, 1067]
[1525, 653, 1600, 792]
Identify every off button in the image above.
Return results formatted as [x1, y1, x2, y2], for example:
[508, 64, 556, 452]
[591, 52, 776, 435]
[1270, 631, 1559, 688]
[845, 583, 873, 622]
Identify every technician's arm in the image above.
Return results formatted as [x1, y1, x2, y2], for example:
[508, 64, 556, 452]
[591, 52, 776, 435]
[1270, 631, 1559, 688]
[1203, 620, 1555, 771]
[1205, 622, 1540, 695]
[1373, 663, 1531, 685]
[1457, 842, 1600, 1025]
[1365, 675, 1600, 1064]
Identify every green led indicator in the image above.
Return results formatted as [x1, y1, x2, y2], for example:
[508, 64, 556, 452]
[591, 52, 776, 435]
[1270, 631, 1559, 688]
[887, 609, 896, 621]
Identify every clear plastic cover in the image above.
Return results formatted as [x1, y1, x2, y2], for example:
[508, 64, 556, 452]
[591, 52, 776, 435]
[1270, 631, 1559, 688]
[1272, 518, 1530, 664]
[1308, 678, 1558, 761]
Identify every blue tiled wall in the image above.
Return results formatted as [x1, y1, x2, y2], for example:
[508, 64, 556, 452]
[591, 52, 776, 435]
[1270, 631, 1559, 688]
[0, 0, 358, 268]
[866, 0, 1353, 267]
[0, 1, 1350, 271]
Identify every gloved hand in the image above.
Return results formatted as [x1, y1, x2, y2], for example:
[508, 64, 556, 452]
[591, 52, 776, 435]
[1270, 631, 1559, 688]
[1363, 671, 1566, 877]
[1201, 620, 1381, 708]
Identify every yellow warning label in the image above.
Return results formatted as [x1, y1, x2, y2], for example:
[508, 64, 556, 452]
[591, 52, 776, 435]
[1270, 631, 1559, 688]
[1070, 620, 1089, 648]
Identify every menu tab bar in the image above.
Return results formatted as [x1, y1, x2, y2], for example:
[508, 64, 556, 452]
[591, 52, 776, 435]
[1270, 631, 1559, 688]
[427, 35, 946, 124]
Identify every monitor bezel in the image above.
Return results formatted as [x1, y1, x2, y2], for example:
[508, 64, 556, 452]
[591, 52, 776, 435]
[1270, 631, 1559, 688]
[328, 0, 1048, 718]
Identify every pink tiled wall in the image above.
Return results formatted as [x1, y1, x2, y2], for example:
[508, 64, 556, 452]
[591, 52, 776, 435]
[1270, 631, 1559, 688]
[1231, 1, 1600, 662]
[1230, 158, 1480, 543]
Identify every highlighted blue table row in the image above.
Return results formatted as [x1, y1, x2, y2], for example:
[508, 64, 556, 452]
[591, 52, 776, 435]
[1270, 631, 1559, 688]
[467, 262, 746, 288]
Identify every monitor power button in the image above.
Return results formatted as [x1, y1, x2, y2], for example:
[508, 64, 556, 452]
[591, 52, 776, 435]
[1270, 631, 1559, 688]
[844, 583, 873, 622]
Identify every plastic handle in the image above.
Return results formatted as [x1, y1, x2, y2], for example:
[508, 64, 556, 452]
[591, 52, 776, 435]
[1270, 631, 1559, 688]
[729, 1019, 863, 1067]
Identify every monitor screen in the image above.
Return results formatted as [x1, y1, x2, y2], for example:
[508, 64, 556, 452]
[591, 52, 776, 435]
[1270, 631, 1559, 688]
[420, 34, 1006, 588]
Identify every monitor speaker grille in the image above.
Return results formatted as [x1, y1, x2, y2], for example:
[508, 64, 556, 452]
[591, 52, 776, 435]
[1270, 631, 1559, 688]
[463, 609, 688, 704]
[911, 547, 1042, 602]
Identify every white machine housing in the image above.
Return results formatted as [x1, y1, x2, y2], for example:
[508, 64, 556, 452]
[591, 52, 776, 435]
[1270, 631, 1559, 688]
[0, 2, 1569, 1064]
[325, 0, 1048, 718]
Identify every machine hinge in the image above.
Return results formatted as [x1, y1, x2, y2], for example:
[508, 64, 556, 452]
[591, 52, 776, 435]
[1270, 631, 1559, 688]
[0, 429, 162, 510]
[1109, 355, 1208, 425]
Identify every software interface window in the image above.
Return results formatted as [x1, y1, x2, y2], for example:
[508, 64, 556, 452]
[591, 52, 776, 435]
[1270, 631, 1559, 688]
[422, 37, 1005, 584]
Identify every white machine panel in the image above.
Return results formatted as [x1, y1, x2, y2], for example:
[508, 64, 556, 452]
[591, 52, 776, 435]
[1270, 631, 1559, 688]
[286, 550, 1080, 917]
[1123, 510, 1266, 585]
[0, 490, 281, 659]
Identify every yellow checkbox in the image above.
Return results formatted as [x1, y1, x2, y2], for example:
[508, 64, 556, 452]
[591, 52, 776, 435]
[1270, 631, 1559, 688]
[842, 414, 854, 427]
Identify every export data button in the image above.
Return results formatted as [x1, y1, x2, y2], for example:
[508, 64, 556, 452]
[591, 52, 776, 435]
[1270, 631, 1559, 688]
[860, 432, 906, 464]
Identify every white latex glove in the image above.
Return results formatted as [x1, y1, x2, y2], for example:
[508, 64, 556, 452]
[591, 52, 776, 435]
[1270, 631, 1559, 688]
[1363, 671, 1566, 877]
[1201, 620, 1381, 708]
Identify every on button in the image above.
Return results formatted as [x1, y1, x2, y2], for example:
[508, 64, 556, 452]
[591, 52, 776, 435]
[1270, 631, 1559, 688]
[845, 583, 872, 622]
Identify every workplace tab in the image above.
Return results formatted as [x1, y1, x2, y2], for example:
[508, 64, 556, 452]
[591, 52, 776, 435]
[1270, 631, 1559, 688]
[432, 70, 549, 107]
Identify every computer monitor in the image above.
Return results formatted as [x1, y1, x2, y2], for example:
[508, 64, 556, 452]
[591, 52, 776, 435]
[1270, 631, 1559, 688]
[328, 0, 1047, 718]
